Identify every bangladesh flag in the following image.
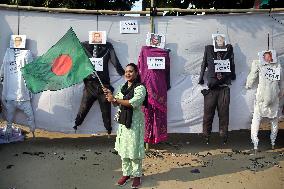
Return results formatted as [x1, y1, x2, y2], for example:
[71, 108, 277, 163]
[21, 27, 93, 93]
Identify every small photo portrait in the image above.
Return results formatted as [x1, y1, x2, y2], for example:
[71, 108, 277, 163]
[150, 34, 161, 46]
[146, 33, 166, 49]
[89, 31, 106, 44]
[212, 34, 227, 52]
[258, 50, 277, 64]
[10, 35, 26, 49]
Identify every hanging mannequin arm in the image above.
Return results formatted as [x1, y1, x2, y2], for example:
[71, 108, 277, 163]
[246, 60, 259, 89]
[198, 46, 208, 84]
[109, 44, 125, 76]
[0, 49, 9, 82]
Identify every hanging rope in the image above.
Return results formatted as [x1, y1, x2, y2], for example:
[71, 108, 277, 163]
[267, 9, 283, 50]
[17, 0, 20, 35]
[96, 14, 99, 31]
[268, 9, 284, 26]
[267, 32, 270, 50]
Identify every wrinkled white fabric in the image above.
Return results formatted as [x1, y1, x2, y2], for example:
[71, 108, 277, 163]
[246, 60, 284, 118]
[250, 110, 278, 149]
[0, 48, 33, 101]
[5, 100, 35, 132]
[0, 48, 36, 132]
[246, 60, 284, 149]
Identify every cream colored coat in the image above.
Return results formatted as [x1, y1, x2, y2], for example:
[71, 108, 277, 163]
[0, 48, 33, 101]
[246, 60, 284, 118]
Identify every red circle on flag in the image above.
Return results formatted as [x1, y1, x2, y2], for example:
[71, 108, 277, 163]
[51, 55, 73, 76]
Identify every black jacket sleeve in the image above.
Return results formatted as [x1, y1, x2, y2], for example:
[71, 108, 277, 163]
[198, 46, 208, 84]
[108, 44, 125, 76]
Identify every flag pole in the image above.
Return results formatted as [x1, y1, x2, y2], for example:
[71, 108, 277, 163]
[93, 69, 104, 88]
[90, 53, 111, 138]
[94, 15, 110, 138]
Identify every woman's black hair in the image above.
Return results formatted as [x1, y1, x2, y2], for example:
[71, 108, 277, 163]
[126, 63, 141, 83]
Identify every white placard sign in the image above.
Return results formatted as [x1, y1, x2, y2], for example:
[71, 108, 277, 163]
[264, 66, 280, 81]
[147, 57, 165, 69]
[89, 58, 103, 71]
[120, 20, 139, 34]
[214, 59, 231, 72]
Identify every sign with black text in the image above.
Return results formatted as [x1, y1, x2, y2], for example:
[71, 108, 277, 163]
[147, 57, 165, 69]
[120, 20, 139, 34]
[89, 58, 103, 71]
[214, 59, 231, 72]
[264, 66, 280, 81]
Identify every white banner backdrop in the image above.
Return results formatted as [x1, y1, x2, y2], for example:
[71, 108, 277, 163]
[0, 9, 284, 134]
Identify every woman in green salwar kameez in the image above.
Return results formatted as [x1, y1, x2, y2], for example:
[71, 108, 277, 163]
[103, 63, 146, 189]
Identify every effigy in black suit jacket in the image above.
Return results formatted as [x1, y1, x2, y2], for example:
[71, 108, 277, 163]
[198, 44, 236, 89]
[74, 41, 125, 134]
[198, 44, 236, 142]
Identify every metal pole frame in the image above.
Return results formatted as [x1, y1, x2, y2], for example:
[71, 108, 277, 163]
[1, 4, 284, 15]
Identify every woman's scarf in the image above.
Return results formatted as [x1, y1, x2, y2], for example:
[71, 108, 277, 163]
[118, 78, 147, 128]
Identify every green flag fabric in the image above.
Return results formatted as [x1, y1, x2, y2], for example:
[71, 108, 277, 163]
[21, 27, 93, 93]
